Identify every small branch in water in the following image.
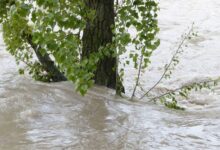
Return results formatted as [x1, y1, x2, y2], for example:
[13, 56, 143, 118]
[148, 78, 220, 102]
[131, 54, 144, 100]
[140, 24, 195, 100]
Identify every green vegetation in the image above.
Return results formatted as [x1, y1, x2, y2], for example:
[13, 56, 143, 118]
[0, 0, 219, 109]
[0, 0, 159, 96]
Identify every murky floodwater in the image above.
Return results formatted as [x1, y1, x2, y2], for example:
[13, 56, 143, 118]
[1, 0, 220, 149]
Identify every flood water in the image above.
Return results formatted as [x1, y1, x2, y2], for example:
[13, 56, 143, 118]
[1, 0, 220, 149]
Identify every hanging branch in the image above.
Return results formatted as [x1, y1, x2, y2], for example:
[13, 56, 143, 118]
[139, 24, 195, 100]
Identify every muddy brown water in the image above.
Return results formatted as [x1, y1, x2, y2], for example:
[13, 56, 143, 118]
[1, 0, 220, 149]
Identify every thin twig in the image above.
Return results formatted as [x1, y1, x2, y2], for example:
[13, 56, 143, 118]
[140, 24, 194, 100]
[131, 54, 144, 100]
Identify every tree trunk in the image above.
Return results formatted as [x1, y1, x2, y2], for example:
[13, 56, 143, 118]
[82, 0, 124, 93]
[26, 34, 67, 82]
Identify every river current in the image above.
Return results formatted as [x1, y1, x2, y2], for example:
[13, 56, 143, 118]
[1, 0, 220, 149]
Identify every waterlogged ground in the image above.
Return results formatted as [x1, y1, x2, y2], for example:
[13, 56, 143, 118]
[1, 0, 220, 149]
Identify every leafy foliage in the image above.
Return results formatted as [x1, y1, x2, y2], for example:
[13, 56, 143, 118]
[0, 0, 160, 95]
[0, 0, 219, 110]
[115, 0, 159, 78]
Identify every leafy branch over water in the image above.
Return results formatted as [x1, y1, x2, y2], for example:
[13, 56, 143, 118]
[139, 23, 196, 100]
[131, 23, 220, 109]
[149, 77, 220, 110]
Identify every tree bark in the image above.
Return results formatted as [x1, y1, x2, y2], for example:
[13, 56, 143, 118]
[26, 34, 67, 82]
[82, 0, 124, 93]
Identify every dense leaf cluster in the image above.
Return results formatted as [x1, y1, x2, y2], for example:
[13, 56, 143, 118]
[0, 0, 159, 95]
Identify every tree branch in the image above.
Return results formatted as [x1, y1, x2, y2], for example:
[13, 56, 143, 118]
[148, 78, 220, 102]
[140, 24, 195, 100]
[23, 33, 67, 82]
[131, 54, 143, 100]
